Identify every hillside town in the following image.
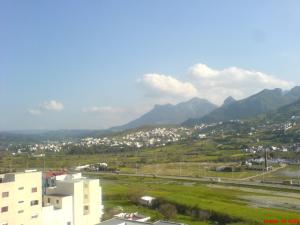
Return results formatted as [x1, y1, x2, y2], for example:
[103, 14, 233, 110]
[6, 127, 196, 154]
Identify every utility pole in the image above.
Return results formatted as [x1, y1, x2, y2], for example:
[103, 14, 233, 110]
[179, 162, 182, 177]
[135, 147, 138, 174]
[43, 148, 46, 172]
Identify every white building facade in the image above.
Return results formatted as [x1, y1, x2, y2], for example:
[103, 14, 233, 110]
[43, 173, 103, 225]
[0, 171, 103, 225]
[0, 170, 43, 225]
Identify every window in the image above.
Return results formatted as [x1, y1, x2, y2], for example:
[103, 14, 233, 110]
[2, 192, 9, 198]
[30, 200, 39, 206]
[18, 210, 24, 213]
[83, 205, 89, 215]
[18, 200, 24, 204]
[31, 187, 37, 193]
[47, 198, 50, 203]
[56, 199, 59, 204]
[1, 206, 8, 213]
[67, 222, 71, 225]
[31, 214, 38, 219]
[18, 186, 24, 190]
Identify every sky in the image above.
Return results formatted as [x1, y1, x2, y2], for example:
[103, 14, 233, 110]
[1, 0, 300, 130]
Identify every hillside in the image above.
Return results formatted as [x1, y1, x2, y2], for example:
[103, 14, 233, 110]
[262, 98, 300, 123]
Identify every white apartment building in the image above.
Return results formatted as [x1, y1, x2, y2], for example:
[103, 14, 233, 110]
[43, 173, 104, 225]
[0, 170, 43, 225]
[0, 171, 103, 225]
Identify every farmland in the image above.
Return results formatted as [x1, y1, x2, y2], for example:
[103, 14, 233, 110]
[97, 174, 300, 225]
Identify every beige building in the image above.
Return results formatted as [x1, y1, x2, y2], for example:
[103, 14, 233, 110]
[0, 170, 43, 225]
[0, 171, 103, 225]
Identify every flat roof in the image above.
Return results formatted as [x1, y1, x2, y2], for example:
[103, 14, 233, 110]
[99, 218, 181, 225]
[99, 218, 152, 225]
[45, 193, 70, 197]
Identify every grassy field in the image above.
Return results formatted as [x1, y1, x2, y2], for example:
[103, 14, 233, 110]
[120, 162, 259, 179]
[0, 139, 252, 172]
[96, 174, 300, 225]
[259, 165, 300, 182]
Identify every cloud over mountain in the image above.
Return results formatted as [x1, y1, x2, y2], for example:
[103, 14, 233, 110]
[136, 64, 293, 106]
[188, 63, 294, 104]
[138, 73, 198, 100]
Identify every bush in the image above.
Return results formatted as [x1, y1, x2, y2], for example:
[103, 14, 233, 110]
[159, 203, 177, 220]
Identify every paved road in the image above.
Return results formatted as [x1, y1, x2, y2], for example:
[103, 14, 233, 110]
[240, 164, 287, 181]
[84, 171, 300, 192]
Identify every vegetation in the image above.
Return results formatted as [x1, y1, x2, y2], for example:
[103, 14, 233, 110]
[98, 174, 300, 225]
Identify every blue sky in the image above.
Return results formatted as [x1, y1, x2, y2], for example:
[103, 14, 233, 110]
[1, 0, 300, 130]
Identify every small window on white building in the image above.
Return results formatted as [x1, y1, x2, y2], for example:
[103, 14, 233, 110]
[18, 210, 24, 213]
[31, 214, 38, 219]
[18, 200, 24, 204]
[1, 206, 8, 213]
[83, 205, 89, 215]
[30, 200, 39, 206]
[2, 192, 9, 198]
[31, 187, 37, 193]
[18, 186, 24, 190]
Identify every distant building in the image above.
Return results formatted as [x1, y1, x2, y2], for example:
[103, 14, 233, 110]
[139, 196, 156, 207]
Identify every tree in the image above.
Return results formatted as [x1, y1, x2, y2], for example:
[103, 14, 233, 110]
[159, 203, 177, 220]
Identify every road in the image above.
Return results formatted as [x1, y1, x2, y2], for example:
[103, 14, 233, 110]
[240, 164, 287, 181]
[84, 171, 300, 192]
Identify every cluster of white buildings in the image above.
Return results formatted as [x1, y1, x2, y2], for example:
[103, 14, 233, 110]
[78, 127, 193, 149]
[0, 170, 103, 225]
[7, 127, 201, 155]
[241, 144, 300, 154]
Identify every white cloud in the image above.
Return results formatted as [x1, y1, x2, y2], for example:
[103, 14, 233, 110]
[28, 100, 64, 115]
[28, 109, 41, 115]
[40, 100, 64, 111]
[82, 105, 148, 129]
[138, 73, 198, 101]
[136, 64, 294, 105]
[82, 106, 124, 114]
[188, 63, 294, 104]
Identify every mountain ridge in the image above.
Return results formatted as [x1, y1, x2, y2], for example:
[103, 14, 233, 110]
[183, 86, 300, 126]
[110, 97, 217, 131]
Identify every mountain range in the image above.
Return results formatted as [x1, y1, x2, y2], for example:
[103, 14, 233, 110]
[110, 86, 300, 131]
[110, 98, 217, 131]
[183, 86, 300, 126]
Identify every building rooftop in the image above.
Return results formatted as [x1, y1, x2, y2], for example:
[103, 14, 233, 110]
[99, 218, 152, 225]
[99, 218, 182, 225]
[154, 221, 182, 225]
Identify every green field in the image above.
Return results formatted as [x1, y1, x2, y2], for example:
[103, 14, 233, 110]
[97, 174, 300, 225]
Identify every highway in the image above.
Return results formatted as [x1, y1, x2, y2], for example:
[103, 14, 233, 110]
[84, 171, 300, 192]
